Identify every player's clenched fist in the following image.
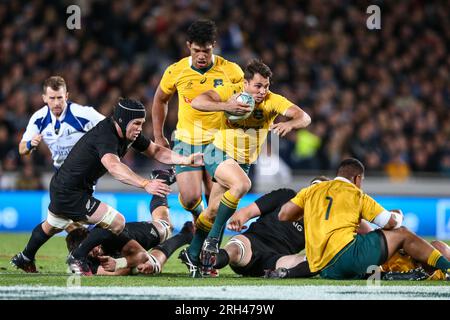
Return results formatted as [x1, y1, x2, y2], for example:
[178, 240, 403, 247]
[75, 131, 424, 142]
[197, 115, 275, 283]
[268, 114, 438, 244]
[31, 134, 43, 149]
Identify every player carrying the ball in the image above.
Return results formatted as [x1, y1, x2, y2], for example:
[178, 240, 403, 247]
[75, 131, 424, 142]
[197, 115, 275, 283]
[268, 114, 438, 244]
[152, 19, 244, 223]
[179, 59, 311, 277]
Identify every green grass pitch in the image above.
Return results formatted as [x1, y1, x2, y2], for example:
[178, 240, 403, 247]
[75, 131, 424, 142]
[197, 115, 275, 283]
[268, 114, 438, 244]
[0, 233, 448, 289]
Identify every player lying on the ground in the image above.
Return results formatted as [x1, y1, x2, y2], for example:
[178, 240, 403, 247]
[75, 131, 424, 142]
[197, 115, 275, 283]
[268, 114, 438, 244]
[66, 220, 194, 276]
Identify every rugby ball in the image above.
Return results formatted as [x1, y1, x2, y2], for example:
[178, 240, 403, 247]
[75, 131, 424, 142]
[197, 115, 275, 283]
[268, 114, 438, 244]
[224, 92, 255, 121]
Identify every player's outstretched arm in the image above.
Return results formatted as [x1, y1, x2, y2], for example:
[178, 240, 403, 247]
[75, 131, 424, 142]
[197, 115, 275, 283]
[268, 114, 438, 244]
[98, 240, 149, 275]
[101, 153, 171, 196]
[143, 141, 204, 167]
[152, 86, 172, 148]
[96, 265, 131, 276]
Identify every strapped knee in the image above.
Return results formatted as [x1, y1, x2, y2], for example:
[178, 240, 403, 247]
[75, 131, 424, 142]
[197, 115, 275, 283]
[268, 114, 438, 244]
[96, 206, 120, 232]
[226, 237, 247, 266]
[153, 219, 172, 242]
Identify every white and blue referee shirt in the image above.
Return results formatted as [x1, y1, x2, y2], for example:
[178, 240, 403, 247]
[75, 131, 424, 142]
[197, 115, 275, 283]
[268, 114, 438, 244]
[21, 102, 105, 169]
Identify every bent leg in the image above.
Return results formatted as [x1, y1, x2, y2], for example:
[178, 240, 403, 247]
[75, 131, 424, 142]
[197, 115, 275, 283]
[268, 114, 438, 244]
[177, 171, 205, 218]
[222, 235, 252, 268]
[276, 254, 306, 269]
[207, 160, 251, 240]
[87, 202, 125, 235]
[22, 213, 66, 261]
[382, 227, 450, 273]
[72, 203, 128, 260]
[187, 183, 226, 263]
[431, 241, 450, 260]
[202, 169, 214, 204]
[272, 255, 316, 278]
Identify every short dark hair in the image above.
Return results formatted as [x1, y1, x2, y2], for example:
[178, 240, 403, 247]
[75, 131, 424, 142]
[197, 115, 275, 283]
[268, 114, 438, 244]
[43, 76, 67, 93]
[187, 19, 217, 45]
[310, 176, 330, 185]
[244, 59, 273, 81]
[337, 158, 365, 179]
[66, 228, 89, 253]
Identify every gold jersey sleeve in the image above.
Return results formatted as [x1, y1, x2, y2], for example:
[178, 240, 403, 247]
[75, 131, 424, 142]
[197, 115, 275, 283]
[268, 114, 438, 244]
[291, 179, 385, 272]
[159, 63, 178, 96]
[212, 90, 294, 163]
[158, 56, 244, 145]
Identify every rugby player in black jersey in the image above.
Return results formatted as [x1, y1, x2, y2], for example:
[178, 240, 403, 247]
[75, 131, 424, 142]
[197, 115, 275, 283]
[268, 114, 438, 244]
[65, 168, 193, 276]
[13, 98, 203, 275]
[66, 219, 194, 276]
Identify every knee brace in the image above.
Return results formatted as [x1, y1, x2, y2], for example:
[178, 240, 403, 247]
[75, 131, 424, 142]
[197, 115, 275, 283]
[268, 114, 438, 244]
[153, 219, 172, 242]
[96, 206, 119, 231]
[226, 237, 247, 266]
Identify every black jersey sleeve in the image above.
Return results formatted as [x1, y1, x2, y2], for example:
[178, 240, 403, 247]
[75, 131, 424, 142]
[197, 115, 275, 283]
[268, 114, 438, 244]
[254, 188, 297, 215]
[132, 134, 151, 152]
[96, 134, 120, 158]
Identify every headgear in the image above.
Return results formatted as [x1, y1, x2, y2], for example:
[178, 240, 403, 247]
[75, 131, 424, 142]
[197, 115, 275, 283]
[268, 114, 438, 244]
[113, 98, 146, 137]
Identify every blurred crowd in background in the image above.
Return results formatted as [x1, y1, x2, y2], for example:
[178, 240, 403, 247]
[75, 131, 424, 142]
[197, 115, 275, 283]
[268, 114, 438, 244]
[1, 0, 449, 189]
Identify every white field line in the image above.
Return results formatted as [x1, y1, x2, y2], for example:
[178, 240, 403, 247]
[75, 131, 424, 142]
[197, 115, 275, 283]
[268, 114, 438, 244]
[0, 285, 449, 300]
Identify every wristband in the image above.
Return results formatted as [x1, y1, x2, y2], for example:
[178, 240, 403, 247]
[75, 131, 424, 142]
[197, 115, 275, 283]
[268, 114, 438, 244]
[26, 140, 33, 151]
[114, 257, 128, 271]
[141, 179, 150, 188]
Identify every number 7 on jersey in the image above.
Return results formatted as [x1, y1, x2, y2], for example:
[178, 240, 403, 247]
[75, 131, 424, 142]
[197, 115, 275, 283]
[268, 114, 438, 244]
[325, 196, 333, 220]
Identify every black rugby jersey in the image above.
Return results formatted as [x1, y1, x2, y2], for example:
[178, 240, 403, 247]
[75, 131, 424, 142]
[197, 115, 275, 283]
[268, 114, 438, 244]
[101, 222, 161, 256]
[50, 117, 150, 193]
[244, 188, 305, 255]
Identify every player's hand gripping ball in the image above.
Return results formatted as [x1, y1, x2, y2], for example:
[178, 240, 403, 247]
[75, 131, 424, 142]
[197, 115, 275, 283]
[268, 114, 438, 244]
[225, 92, 255, 121]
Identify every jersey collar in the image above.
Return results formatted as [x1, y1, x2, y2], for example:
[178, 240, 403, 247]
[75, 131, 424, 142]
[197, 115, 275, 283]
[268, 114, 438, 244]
[48, 102, 69, 122]
[334, 176, 353, 184]
[189, 55, 215, 74]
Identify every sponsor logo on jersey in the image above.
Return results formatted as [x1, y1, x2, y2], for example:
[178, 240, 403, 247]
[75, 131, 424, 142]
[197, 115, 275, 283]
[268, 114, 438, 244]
[213, 79, 223, 87]
[292, 221, 303, 232]
[85, 199, 97, 213]
[252, 108, 264, 120]
[185, 81, 193, 90]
